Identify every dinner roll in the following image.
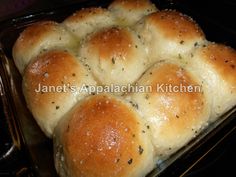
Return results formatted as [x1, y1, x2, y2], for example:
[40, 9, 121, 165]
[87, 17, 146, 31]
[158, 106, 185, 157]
[108, 0, 157, 26]
[128, 62, 210, 156]
[188, 43, 236, 119]
[54, 94, 155, 177]
[13, 21, 78, 74]
[63, 7, 116, 40]
[22, 50, 96, 137]
[135, 10, 206, 64]
[79, 27, 148, 86]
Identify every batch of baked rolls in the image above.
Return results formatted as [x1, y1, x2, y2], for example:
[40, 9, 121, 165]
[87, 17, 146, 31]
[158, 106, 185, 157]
[12, 0, 236, 176]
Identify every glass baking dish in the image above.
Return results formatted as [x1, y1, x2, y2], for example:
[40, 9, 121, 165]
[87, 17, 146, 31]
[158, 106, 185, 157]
[0, 0, 235, 176]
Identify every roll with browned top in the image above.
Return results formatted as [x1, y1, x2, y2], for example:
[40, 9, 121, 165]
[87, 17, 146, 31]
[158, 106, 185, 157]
[129, 62, 210, 156]
[63, 7, 117, 40]
[188, 43, 236, 119]
[79, 27, 148, 86]
[108, 0, 157, 26]
[23, 50, 96, 137]
[13, 21, 78, 74]
[135, 10, 206, 65]
[54, 94, 155, 177]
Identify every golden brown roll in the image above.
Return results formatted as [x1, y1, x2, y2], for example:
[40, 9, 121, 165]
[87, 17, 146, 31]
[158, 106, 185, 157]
[108, 0, 157, 26]
[79, 27, 148, 86]
[22, 50, 96, 137]
[128, 62, 210, 156]
[54, 94, 155, 177]
[13, 21, 78, 74]
[188, 43, 236, 119]
[63, 7, 116, 40]
[135, 10, 206, 64]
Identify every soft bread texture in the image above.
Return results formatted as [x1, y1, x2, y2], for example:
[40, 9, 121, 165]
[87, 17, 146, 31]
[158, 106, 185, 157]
[109, 0, 157, 26]
[13, 21, 78, 74]
[129, 62, 210, 156]
[135, 10, 206, 64]
[22, 50, 96, 137]
[11, 0, 236, 176]
[79, 27, 148, 86]
[63, 7, 117, 40]
[54, 94, 155, 177]
[188, 43, 236, 119]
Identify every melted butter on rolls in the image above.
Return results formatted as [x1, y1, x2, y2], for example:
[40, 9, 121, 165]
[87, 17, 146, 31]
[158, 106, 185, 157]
[188, 43, 236, 119]
[13, 21, 78, 74]
[79, 27, 148, 86]
[129, 62, 210, 156]
[23, 50, 96, 137]
[135, 10, 206, 65]
[54, 94, 155, 177]
[109, 0, 157, 26]
[63, 7, 117, 40]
